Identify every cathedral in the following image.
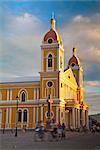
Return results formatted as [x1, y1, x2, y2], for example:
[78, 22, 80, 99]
[0, 17, 88, 130]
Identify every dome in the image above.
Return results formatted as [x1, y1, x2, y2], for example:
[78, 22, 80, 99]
[43, 29, 62, 45]
[68, 48, 81, 67]
[43, 17, 63, 46]
[68, 55, 81, 66]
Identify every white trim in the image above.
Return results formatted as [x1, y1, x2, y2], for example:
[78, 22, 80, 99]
[10, 89, 12, 100]
[36, 107, 38, 122]
[41, 49, 43, 72]
[0, 98, 59, 105]
[41, 43, 59, 49]
[37, 88, 39, 99]
[7, 89, 9, 101]
[34, 88, 36, 99]
[0, 109, 2, 128]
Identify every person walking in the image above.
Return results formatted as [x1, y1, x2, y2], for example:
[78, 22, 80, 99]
[61, 123, 66, 139]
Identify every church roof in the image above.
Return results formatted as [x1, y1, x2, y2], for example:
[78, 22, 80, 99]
[0, 76, 40, 84]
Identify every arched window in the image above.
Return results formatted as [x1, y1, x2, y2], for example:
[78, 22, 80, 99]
[23, 110, 27, 122]
[18, 110, 22, 122]
[22, 92, 26, 102]
[48, 54, 52, 68]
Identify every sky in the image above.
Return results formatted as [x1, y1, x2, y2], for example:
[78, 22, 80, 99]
[0, 0, 100, 115]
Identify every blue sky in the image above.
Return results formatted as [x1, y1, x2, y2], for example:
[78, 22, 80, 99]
[0, 0, 100, 115]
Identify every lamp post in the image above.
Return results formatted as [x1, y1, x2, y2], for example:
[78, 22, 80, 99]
[47, 94, 53, 122]
[15, 96, 19, 137]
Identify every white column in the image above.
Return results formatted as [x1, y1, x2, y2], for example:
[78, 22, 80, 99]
[0, 110, 2, 128]
[37, 107, 38, 122]
[9, 108, 12, 128]
[56, 105, 58, 124]
[65, 111, 69, 128]
[77, 109, 80, 128]
[10, 89, 12, 100]
[6, 108, 9, 128]
[75, 109, 76, 128]
[37, 88, 39, 99]
[70, 110, 72, 127]
[41, 106, 43, 121]
[7, 89, 9, 101]
[72, 108, 75, 129]
[82, 110, 85, 126]
[34, 89, 36, 100]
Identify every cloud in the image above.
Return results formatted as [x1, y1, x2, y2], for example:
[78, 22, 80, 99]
[60, 14, 100, 80]
[85, 92, 100, 115]
[61, 14, 100, 63]
[73, 15, 91, 23]
[0, 11, 100, 115]
[84, 80, 100, 115]
[0, 12, 46, 77]
[1, 12, 100, 80]
[84, 81, 100, 88]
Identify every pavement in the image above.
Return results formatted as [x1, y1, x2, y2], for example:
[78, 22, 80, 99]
[0, 130, 100, 150]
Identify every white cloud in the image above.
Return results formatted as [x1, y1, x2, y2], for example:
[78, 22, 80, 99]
[0, 13, 46, 77]
[73, 15, 91, 23]
[60, 14, 100, 65]
[84, 81, 100, 88]
[0, 13, 100, 81]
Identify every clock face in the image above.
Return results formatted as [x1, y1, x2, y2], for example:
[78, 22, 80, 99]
[47, 81, 53, 87]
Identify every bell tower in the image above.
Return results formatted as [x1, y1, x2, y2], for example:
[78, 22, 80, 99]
[41, 16, 64, 73]
[40, 16, 64, 99]
[68, 48, 83, 103]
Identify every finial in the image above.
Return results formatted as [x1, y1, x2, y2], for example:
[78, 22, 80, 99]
[50, 12, 56, 30]
[73, 47, 76, 56]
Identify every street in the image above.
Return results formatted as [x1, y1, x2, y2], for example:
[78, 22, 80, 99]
[0, 131, 100, 150]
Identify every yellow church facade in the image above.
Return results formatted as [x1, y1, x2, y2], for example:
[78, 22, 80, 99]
[0, 17, 88, 130]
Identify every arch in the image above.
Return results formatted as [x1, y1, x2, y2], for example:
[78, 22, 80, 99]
[46, 52, 54, 71]
[18, 88, 28, 102]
